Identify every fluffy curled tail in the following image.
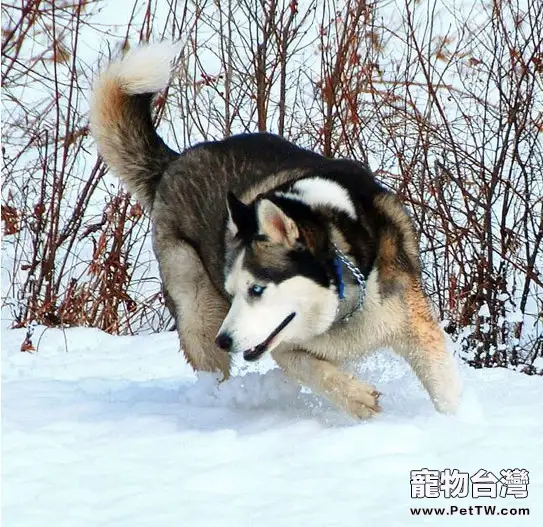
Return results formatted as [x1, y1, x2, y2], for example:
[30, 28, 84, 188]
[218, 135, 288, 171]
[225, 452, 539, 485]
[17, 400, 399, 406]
[90, 43, 179, 209]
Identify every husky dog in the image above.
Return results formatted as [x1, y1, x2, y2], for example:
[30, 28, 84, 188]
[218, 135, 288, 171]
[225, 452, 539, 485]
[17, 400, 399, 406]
[90, 44, 461, 418]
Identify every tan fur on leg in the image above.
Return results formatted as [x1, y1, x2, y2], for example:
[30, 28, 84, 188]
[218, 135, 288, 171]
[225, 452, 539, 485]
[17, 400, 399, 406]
[156, 238, 230, 380]
[398, 282, 461, 413]
[272, 346, 381, 419]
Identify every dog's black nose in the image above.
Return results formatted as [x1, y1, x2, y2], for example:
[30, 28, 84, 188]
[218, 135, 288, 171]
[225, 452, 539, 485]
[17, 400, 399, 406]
[215, 333, 233, 351]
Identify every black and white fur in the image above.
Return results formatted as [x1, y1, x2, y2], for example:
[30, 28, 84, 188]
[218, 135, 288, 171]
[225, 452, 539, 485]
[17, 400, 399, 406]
[90, 44, 461, 419]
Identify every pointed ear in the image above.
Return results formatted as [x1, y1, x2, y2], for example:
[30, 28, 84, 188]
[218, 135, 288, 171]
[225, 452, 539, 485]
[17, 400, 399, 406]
[226, 192, 252, 237]
[257, 199, 299, 246]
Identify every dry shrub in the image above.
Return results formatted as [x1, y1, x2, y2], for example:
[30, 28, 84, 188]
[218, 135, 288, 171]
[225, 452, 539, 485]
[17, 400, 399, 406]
[2, 0, 541, 371]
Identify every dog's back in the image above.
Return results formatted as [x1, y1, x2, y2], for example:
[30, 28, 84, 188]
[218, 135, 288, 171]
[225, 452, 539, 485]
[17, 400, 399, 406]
[90, 45, 390, 292]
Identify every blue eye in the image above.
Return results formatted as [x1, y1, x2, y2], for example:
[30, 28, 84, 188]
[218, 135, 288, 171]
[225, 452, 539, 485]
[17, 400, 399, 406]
[248, 284, 266, 297]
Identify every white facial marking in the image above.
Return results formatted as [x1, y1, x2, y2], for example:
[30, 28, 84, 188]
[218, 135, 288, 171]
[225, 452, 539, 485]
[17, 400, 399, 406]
[219, 264, 338, 356]
[287, 177, 357, 219]
[226, 206, 238, 237]
[225, 249, 245, 295]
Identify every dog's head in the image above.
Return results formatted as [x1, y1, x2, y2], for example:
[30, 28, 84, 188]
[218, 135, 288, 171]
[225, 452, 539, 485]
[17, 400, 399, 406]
[216, 193, 339, 361]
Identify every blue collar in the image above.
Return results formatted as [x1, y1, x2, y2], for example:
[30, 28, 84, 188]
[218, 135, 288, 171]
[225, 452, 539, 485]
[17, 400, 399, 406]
[333, 256, 346, 299]
[332, 244, 367, 322]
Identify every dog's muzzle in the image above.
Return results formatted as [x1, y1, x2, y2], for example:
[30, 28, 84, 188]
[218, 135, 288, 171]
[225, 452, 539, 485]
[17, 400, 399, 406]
[242, 312, 296, 361]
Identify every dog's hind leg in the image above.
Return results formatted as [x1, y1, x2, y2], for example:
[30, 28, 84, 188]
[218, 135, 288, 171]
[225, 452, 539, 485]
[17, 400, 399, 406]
[156, 239, 231, 380]
[396, 283, 462, 414]
[272, 346, 381, 419]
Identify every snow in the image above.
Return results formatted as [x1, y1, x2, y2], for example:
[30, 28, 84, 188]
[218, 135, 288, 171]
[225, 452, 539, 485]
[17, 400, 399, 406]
[2, 327, 542, 526]
[478, 303, 490, 318]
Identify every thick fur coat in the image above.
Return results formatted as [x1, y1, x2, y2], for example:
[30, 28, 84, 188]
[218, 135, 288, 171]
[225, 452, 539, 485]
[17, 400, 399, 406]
[90, 44, 461, 418]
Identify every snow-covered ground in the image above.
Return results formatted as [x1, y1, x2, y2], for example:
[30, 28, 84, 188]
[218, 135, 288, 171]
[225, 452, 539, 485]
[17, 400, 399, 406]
[2, 327, 542, 526]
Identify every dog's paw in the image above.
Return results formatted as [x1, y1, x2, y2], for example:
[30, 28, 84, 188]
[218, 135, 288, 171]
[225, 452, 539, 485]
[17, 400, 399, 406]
[432, 377, 462, 415]
[428, 358, 462, 415]
[342, 381, 381, 419]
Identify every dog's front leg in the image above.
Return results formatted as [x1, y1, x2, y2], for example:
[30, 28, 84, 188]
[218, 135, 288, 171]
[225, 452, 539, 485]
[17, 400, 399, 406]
[399, 340, 462, 414]
[155, 237, 231, 380]
[272, 347, 381, 419]
[398, 284, 462, 414]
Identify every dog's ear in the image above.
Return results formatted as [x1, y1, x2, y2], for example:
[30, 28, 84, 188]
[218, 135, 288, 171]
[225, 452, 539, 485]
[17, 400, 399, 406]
[226, 192, 254, 238]
[256, 199, 299, 246]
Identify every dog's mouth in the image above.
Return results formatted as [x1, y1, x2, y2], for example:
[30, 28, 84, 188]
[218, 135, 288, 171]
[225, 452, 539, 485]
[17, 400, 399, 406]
[243, 312, 296, 362]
